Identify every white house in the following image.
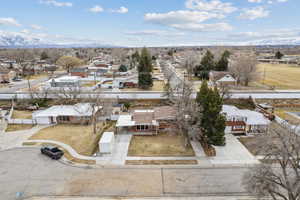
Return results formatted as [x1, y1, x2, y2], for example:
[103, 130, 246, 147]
[222, 105, 270, 135]
[32, 103, 101, 125]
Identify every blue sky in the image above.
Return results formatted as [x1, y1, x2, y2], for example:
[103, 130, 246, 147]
[0, 0, 299, 46]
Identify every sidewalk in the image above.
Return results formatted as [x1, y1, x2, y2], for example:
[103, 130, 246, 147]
[0, 125, 51, 151]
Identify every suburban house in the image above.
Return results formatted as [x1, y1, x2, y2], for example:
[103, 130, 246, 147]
[32, 103, 101, 125]
[70, 68, 88, 78]
[48, 76, 81, 88]
[222, 105, 270, 135]
[116, 106, 177, 134]
[209, 71, 237, 87]
[0, 70, 16, 83]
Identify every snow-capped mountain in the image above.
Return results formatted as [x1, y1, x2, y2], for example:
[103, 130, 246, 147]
[0, 31, 118, 48]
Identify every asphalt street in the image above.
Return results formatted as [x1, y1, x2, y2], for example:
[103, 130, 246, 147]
[0, 148, 250, 200]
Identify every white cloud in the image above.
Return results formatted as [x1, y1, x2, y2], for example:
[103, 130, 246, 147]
[240, 7, 269, 20]
[145, 10, 224, 25]
[111, 6, 128, 14]
[30, 24, 43, 30]
[125, 30, 185, 37]
[21, 29, 30, 34]
[171, 22, 233, 32]
[185, 0, 237, 14]
[248, 0, 263, 3]
[277, 0, 288, 2]
[40, 0, 72, 7]
[89, 5, 104, 13]
[0, 18, 21, 26]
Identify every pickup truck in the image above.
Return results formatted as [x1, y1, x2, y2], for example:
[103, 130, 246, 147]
[41, 146, 64, 160]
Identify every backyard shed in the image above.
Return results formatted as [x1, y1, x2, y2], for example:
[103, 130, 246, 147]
[99, 132, 115, 154]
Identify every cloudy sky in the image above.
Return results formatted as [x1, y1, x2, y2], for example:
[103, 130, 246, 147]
[0, 0, 299, 46]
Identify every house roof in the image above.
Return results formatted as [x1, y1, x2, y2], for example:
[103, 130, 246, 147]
[116, 115, 135, 127]
[154, 106, 176, 120]
[222, 105, 270, 126]
[217, 74, 236, 82]
[210, 71, 233, 82]
[33, 103, 99, 118]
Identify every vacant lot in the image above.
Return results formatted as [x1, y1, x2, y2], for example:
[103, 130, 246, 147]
[29, 122, 114, 156]
[6, 124, 34, 132]
[256, 63, 300, 89]
[12, 110, 32, 119]
[128, 133, 195, 157]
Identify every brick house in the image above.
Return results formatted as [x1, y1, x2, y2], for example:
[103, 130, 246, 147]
[116, 106, 176, 135]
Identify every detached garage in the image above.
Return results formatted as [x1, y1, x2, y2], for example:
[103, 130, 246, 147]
[99, 132, 115, 154]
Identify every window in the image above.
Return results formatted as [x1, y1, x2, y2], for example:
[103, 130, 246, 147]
[58, 116, 70, 121]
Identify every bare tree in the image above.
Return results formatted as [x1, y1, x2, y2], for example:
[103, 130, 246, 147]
[172, 79, 201, 147]
[56, 56, 83, 73]
[229, 55, 259, 86]
[243, 122, 300, 200]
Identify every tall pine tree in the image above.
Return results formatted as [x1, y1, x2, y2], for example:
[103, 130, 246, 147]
[196, 81, 226, 146]
[215, 50, 230, 71]
[194, 50, 215, 79]
[138, 47, 153, 89]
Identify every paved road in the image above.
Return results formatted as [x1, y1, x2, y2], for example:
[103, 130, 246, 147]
[0, 148, 250, 200]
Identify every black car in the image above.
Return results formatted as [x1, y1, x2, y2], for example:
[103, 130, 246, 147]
[41, 146, 64, 160]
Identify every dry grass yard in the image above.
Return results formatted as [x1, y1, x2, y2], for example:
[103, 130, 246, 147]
[256, 63, 300, 89]
[125, 160, 198, 165]
[27, 73, 48, 80]
[6, 124, 34, 132]
[122, 80, 165, 91]
[29, 122, 115, 156]
[12, 110, 33, 119]
[81, 81, 97, 87]
[128, 132, 195, 157]
[274, 108, 300, 125]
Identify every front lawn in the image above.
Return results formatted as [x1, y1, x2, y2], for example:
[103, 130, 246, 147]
[29, 122, 115, 156]
[12, 110, 33, 119]
[128, 133, 195, 157]
[6, 124, 34, 132]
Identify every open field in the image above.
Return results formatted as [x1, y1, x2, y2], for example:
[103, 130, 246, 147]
[255, 63, 300, 89]
[128, 132, 195, 157]
[5, 124, 34, 132]
[122, 80, 165, 92]
[12, 110, 32, 119]
[29, 123, 109, 156]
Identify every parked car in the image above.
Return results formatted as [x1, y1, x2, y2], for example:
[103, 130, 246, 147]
[12, 77, 22, 82]
[40, 146, 64, 160]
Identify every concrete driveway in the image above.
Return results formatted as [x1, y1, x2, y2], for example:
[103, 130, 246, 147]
[210, 134, 259, 166]
[0, 148, 250, 200]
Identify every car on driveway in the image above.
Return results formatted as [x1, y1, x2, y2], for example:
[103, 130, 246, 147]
[41, 146, 64, 160]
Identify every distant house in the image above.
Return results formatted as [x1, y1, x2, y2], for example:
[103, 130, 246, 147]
[0, 70, 16, 83]
[70, 68, 88, 78]
[32, 103, 101, 125]
[116, 106, 176, 134]
[44, 65, 57, 73]
[209, 71, 237, 87]
[222, 105, 270, 135]
[49, 76, 81, 88]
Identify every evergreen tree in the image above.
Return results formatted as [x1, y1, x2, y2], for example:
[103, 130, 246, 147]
[275, 51, 284, 59]
[196, 81, 226, 146]
[194, 50, 215, 79]
[138, 47, 153, 89]
[119, 64, 127, 72]
[40, 51, 49, 60]
[215, 50, 230, 71]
